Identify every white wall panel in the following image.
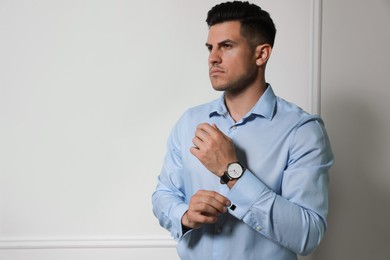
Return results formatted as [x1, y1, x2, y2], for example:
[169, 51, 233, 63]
[0, 0, 318, 258]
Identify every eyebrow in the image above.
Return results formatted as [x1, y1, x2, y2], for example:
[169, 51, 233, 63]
[205, 39, 237, 49]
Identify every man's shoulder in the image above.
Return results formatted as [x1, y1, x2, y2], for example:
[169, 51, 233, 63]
[275, 96, 307, 114]
[182, 98, 220, 118]
[168, 98, 220, 143]
[274, 96, 322, 125]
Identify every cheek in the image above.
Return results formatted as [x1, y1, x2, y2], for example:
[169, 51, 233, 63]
[225, 52, 252, 70]
[229, 60, 248, 75]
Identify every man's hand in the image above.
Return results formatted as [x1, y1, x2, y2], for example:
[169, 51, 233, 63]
[182, 190, 231, 229]
[190, 123, 237, 177]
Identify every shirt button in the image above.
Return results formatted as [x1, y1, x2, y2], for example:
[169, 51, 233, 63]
[232, 125, 237, 130]
[255, 226, 262, 232]
[215, 226, 222, 233]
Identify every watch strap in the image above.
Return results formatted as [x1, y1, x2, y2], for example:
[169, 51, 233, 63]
[220, 171, 231, 184]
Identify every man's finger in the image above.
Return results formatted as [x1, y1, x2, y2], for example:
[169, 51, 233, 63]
[197, 190, 231, 207]
[197, 123, 219, 138]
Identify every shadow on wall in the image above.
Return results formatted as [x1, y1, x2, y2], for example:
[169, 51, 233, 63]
[314, 93, 390, 259]
[384, 0, 390, 10]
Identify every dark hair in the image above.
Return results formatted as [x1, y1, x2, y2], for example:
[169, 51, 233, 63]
[206, 1, 276, 47]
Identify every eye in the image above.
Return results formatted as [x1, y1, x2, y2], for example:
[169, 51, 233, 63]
[222, 43, 233, 49]
[206, 45, 213, 52]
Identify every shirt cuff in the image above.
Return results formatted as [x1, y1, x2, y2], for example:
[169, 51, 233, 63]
[226, 169, 272, 220]
[170, 203, 189, 241]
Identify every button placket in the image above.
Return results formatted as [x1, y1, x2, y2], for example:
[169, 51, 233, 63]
[215, 226, 222, 234]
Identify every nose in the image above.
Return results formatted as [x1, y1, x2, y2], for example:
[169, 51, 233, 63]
[208, 49, 221, 67]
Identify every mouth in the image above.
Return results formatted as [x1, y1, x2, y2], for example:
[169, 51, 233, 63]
[209, 68, 224, 77]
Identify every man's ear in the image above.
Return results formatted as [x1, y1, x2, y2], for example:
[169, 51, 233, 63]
[255, 44, 272, 66]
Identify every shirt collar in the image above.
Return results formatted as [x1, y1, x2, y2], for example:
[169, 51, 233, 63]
[209, 84, 276, 121]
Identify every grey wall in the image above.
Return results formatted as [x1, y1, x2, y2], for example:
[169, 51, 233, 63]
[315, 0, 390, 259]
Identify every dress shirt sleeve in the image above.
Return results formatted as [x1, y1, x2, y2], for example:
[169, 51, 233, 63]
[227, 117, 334, 255]
[152, 122, 189, 241]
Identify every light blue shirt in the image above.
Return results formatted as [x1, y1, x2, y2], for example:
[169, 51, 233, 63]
[152, 85, 334, 260]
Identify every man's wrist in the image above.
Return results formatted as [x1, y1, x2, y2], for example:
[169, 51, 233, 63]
[226, 179, 238, 189]
[220, 161, 245, 185]
[181, 211, 193, 231]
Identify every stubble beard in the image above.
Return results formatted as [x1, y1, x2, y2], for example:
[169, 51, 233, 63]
[210, 69, 258, 95]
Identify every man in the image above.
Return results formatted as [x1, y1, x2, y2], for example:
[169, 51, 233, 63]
[152, 1, 334, 259]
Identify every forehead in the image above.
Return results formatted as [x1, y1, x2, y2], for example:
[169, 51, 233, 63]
[207, 21, 243, 43]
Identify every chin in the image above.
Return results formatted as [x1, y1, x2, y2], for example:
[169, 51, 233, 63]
[211, 85, 224, 91]
[210, 81, 229, 92]
[213, 83, 236, 92]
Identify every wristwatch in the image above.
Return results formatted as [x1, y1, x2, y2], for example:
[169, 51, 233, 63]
[220, 162, 245, 184]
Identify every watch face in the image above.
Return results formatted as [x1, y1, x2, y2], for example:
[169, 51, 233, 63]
[227, 163, 243, 178]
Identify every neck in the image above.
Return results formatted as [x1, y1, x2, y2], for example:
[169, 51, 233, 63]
[224, 80, 267, 122]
